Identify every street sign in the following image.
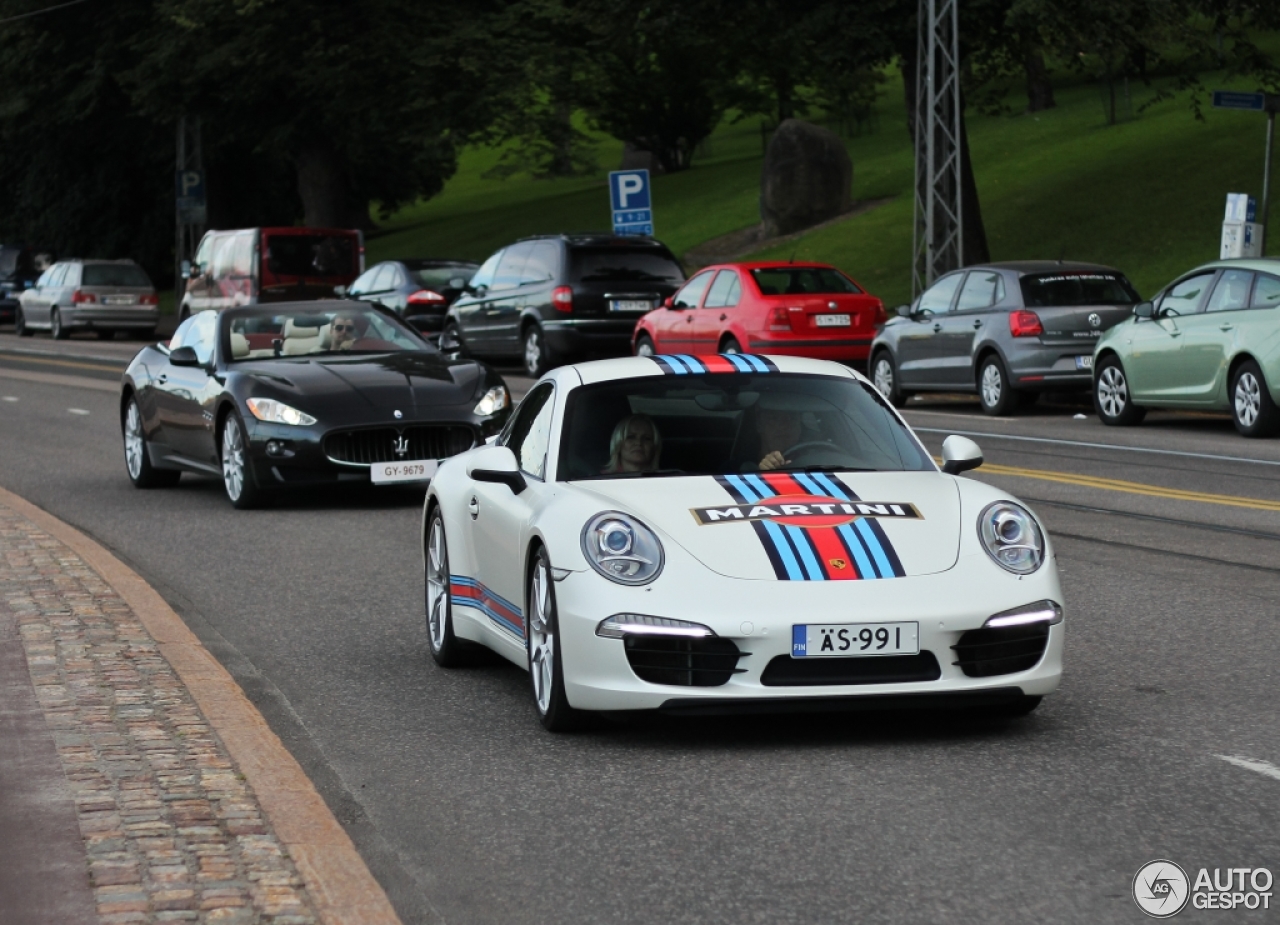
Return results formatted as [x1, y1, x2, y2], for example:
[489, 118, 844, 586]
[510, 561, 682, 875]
[175, 169, 207, 223]
[609, 169, 653, 236]
[1212, 90, 1266, 112]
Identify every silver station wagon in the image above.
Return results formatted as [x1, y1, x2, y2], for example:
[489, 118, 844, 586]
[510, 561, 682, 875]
[869, 261, 1140, 415]
[16, 258, 159, 340]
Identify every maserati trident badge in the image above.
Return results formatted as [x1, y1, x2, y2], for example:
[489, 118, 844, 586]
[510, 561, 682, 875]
[393, 435, 409, 459]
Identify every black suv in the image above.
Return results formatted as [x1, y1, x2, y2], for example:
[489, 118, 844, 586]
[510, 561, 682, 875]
[0, 244, 40, 326]
[442, 234, 686, 376]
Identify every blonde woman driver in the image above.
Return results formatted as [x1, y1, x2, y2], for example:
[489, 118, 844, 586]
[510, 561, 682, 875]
[603, 413, 662, 474]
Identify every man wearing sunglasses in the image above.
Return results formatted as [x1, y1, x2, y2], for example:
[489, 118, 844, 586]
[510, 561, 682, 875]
[329, 314, 362, 351]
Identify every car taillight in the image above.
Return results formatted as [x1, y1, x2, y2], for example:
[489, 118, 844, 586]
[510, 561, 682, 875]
[1009, 310, 1044, 337]
[407, 289, 446, 306]
[71, 290, 96, 304]
[552, 286, 573, 312]
[873, 301, 888, 325]
[768, 307, 791, 331]
[139, 293, 158, 305]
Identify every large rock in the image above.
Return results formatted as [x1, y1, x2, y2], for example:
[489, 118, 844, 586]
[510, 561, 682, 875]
[760, 120, 851, 237]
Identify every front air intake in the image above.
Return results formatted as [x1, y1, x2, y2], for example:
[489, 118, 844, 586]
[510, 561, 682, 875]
[951, 624, 1050, 677]
[623, 635, 743, 687]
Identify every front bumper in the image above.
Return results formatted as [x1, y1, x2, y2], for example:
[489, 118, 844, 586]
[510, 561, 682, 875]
[553, 551, 1064, 712]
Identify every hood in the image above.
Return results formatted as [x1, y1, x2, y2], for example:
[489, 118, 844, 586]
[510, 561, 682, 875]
[238, 352, 485, 414]
[573, 472, 961, 580]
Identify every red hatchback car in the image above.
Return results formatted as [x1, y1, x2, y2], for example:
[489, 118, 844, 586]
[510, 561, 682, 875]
[632, 261, 886, 364]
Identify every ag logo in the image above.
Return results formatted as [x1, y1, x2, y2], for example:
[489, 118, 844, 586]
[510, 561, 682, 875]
[1133, 860, 1190, 917]
[1088, 312, 1102, 328]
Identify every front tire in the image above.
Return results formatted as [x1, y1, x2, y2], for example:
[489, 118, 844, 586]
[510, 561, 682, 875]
[1094, 356, 1146, 426]
[634, 333, 655, 357]
[978, 356, 1018, 416]
[425, 508, 467, 667]
[871, 350, 909, 407]
[527, 548, 585, 732]
[50, 307, 68, 340]
[15, 307, 32, 337]
[122, 397, 181, 488]
[720, 335, 742, 354]
[523, 323, 554, 378]
[219, 412, 268, 509]
[1231, 360, 1280, 437]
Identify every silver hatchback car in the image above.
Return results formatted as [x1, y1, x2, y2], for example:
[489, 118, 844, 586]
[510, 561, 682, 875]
[16, 259, 159, 340]
[869, 260, 1140, 415]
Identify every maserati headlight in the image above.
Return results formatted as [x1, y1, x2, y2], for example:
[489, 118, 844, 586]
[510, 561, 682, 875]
[978, 501, 1045, 574]
[581, 512, 664, 585]
[474, 385, 509, 416]
[245, 397, 316, 426]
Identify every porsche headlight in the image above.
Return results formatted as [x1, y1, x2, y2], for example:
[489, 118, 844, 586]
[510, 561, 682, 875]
[245, 397, 316, 426]
[581, 512, 664, 585]
[978, 501, 1044, 574]
[473, 385, 509, 416]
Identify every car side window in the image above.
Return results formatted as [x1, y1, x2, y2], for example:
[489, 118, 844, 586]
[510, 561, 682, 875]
[231, 233, 254, 277]
[348, 267, 378, 296]
[388, 265, 406, 289]
[503, 383, 555, 480]
[169, 315, 197, 350]
[212, 236, 237, 280]
[34, 268, 54, 288]
[190, 311, 218, 365]
[521, 242, 558, 284]
[470, 251, 502, 291]
[1205, 269, 1253, 313]
[493, 244, 532, 291]
[1158, 272, 1214, 316]
[955, 271, 1004, 311]
[673, 270, 715, 309]
[917, 273, 962, 313]
[47, 265, 67, 288]
[368, 264, 395, 293]
[1251, 273, 1280, 309]
[704, 270, 741, 309]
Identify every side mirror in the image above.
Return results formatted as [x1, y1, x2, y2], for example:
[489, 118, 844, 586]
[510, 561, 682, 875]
[1133, 301, 1154, 319]
[169, 345, 201, 367]
[471, 284, 488, 298]
[895, 303, 912, 318]
[662, 296, 674, 309]
[188, 264, 202, 280]
[333, 285, 348, 298]
[940, 435, 983, 475]
[466, 444, 526, 494]
[181, 259, 192, 279]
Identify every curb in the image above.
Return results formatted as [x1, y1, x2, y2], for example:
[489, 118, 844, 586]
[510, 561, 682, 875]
[0, 484, 403, 925]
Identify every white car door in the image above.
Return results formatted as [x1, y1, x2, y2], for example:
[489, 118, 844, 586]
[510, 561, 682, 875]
[469, 382, 557, 645]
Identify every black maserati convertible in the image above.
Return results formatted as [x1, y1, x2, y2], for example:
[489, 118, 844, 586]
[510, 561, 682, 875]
[119, 301, 512, 508]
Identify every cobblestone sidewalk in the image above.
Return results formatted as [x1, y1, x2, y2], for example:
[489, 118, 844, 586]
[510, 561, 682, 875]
[0, 502, 319, 925]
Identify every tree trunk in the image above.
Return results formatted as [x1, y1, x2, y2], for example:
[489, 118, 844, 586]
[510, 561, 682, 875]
[294, 143, 369, 229]
[1022, 45, 1056, 112]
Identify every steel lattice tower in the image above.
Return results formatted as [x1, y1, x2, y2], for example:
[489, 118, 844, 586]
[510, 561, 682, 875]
[912, 0, 963, 296]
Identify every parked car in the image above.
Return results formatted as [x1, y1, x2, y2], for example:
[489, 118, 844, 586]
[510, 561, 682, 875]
[869, 261, 1141, 415]
[16, 259, 159, 340]
[1092, 257, 1280, 437]
[0, 244, 41, 327]
[632, 261, 886, 364]
[119, 301, 512, 508]
[342, 258, 479, 337]
[180, 227, 364, 320]
[442, 234, 686, 377]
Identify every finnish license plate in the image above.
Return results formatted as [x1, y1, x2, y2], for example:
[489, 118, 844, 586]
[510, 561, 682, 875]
[1075, 355, 1094, 369]
[610, 299, 652, 312]
[103, 295, 136, 305]
[791, 621, 919, 658]
[370, 460, 438, 484]
[814, 313, 851, 327]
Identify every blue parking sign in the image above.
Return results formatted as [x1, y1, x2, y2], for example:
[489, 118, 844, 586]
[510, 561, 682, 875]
[609, 169, 653, 236]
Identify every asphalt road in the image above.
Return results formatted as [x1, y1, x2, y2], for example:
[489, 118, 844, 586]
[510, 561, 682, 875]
[1, 337, 1277, 924]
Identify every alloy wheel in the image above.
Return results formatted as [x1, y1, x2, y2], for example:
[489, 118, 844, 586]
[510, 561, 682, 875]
[524, 328, 543, 377]
[980, 362, 1003, 408]
[51, 308, 64, 340]
[1235, 371, 1261, 428]
[873, 357, 894, 399]
[527, 559, 555, 716]
[124, 401, 144, 480]
[1097, 366, 1128, 419]
[634, 336, 655, 358]
[221, 417, 246, 502]
[426, 515, 450, 652]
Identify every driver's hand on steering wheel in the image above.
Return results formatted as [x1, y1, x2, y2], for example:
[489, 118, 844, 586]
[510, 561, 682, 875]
[759, 450, 789, 471]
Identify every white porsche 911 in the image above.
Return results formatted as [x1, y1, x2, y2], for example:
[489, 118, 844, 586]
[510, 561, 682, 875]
[421, 354, 1063, 731]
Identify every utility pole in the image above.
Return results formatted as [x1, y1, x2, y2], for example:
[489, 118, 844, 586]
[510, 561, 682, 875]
[912, 0, 963, 297]
[174, 116, 206, 313]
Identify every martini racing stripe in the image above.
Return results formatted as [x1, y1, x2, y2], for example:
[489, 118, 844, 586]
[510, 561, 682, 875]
[712, 473, 906, 581]
[650, 354, 780, 375]
[449, 575, 524, 638]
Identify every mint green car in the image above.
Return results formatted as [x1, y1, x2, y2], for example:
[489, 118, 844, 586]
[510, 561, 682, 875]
[1092, 258, 1280, 437]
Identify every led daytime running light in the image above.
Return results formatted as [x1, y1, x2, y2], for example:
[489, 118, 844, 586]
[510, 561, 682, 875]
[596, 614, 714, 639]
[984, 600, 1062, 628]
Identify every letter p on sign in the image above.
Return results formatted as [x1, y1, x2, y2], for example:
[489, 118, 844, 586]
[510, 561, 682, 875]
[609, 170, 651, 211]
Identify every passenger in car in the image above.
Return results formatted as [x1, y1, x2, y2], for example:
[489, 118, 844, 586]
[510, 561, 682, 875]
[602, 414, 662, 473]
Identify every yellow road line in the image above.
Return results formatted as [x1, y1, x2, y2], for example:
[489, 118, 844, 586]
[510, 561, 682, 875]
[979, 461, 1280, 512]
[0, 353, 122, 373]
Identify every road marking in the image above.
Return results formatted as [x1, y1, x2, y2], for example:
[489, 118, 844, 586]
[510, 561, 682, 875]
[0, 368, 117, 393]
[68, 408, 90, 415]
[915, 426, 1280, 468]
[2, 396, 16, 402]
[0, 354, 123, 373]
[977, 462, 1280, 512]
[1217, 755, 1280, 782]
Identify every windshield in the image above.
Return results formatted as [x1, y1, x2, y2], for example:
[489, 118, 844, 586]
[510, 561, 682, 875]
[570, 249, 684, 283]
[1020, 272, 1139, 307]
[225, 306, 431, 360]
[82, 264, 151, 287]
[264, 234, 357, 278]
[409, 264, 478, 289]
[558, 374, 932, 480]
[751, 267, 862, 295]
